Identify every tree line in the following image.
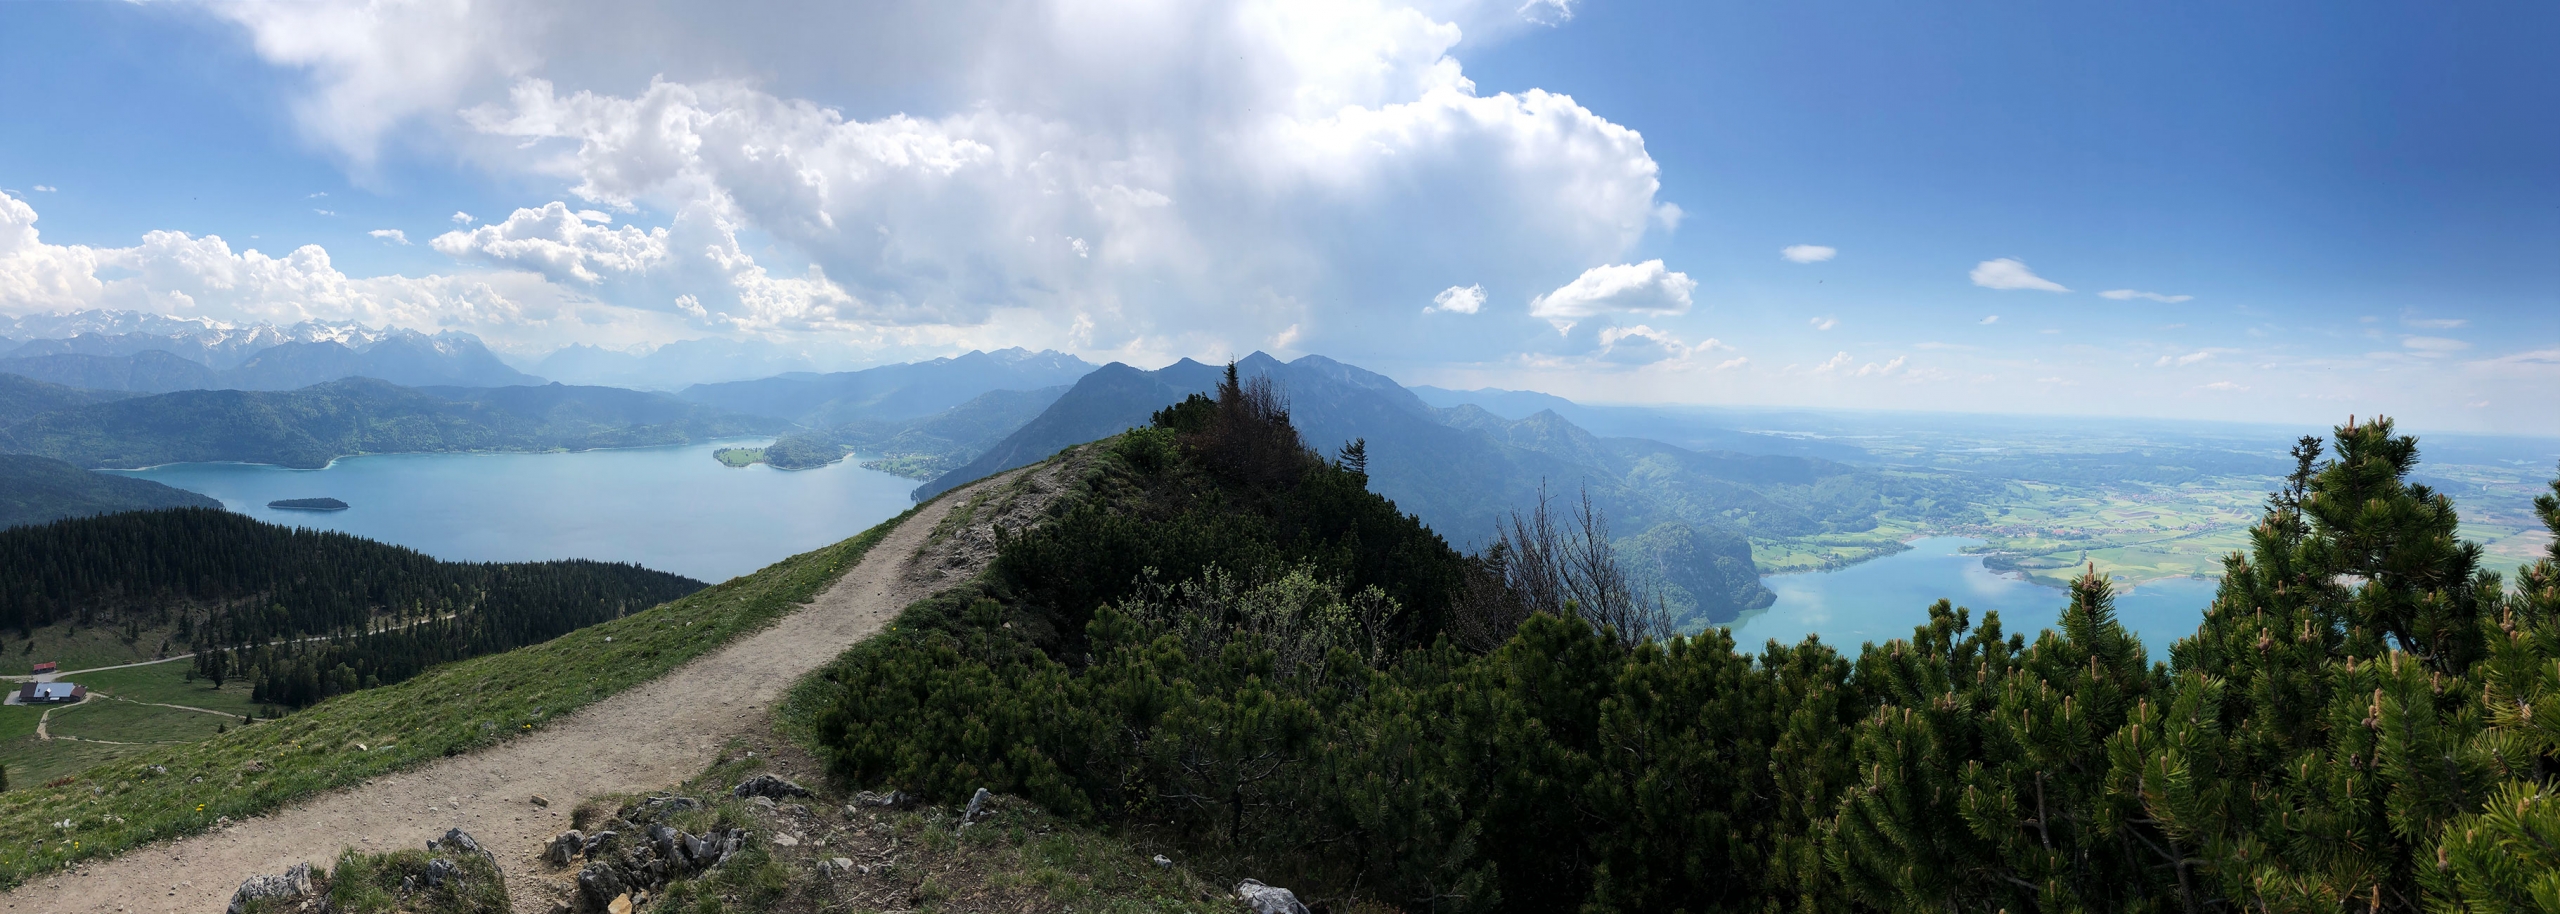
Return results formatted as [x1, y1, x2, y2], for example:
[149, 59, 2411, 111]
[804, 367, 2560, 913]
[0, 508, 703, 708]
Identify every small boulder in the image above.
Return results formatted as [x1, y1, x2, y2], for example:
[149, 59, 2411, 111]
[961, 787, 992, 826]
[1236, 879, 1313, 914]
[226, 863, 314, 914]
[1154, 854, 1173, 868]
[583, 830, 620, 858]
[576, 863, 627, 908]
[423, 857, 459, 889]
[732, 774, 811, 800]
[549, 829, 586, 866]
[606, 893, 634, 914]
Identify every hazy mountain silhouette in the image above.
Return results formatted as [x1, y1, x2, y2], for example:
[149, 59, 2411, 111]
[0, 329, 541, 392]
[680, 348, 1096, 424]
[0, 378, 784, 469]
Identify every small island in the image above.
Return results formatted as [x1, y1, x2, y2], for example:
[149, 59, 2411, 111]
[267, 497, 349, 511]
[712, 438, 848, 470]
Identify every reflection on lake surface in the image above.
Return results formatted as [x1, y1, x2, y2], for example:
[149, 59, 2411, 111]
[111, 440, 916, 583]
[1724, 537, 2218, 654]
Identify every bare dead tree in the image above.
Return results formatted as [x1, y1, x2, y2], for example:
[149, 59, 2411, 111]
[1450, 482, 1675, 651]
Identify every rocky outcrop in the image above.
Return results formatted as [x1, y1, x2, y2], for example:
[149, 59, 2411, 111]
[550, 795, 751, 912]
[732, 774, 811, 800]
[226, 863, 314, 914]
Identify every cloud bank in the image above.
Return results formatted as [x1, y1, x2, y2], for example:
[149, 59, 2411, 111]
[183, 0, 1679, 361]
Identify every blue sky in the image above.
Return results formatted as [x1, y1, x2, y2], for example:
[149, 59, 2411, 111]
[1, 1, 2553, 433]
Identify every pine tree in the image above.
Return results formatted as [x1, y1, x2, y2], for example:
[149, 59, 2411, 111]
[2420, 468, 2560, 911]
[2142, 418, 2495, 912]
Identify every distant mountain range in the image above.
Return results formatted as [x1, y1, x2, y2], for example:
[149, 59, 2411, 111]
[0, 453, 221, 529]
[915, 353, 1996, 625]
[0, 310, 541, 391]
[0, 377, 787, 469]
[531, 338, 837, 391]
[679, 348, 1096, 424]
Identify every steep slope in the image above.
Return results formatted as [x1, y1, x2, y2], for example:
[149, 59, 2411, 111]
[681, 347, 1096, 423]
[0, 453, 220, 528]
[0, 378, 786, 469]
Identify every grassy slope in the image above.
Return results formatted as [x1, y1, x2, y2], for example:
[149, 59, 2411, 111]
[0, 502, 919, 889]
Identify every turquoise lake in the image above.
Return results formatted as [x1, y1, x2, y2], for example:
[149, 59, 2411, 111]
[113, 451, 2217, 652]
[1725, 537, 2218, 656]
[111, 440, 917, 584]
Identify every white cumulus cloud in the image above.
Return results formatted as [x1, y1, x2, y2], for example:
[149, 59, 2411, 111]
[0, 191, 534, 332]
[207, 0, 1678, 358]
[431, 201, 672, 285]
[1809, 316, 1837, 331]
[1970, 258, 2068, 292]
[1427, 284, 1485, 314]
[452, 211, 474, 224]
[368, 229, 410, 245]
[1529, 260, 1695, 329]
[1780, 244, 1836, 263]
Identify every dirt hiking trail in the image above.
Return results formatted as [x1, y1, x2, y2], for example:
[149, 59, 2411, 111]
[0, 468, 1036, 914]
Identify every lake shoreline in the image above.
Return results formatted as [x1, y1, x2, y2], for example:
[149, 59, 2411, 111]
[110, 439, 911, 583]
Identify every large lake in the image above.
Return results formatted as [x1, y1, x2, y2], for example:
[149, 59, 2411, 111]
[113, 454, 2217, 652]
[112, 440, 917, 583]
[1725, 537, 2217, 656]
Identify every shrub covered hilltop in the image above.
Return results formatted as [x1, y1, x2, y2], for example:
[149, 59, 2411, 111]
[800, 366, 2560, 913]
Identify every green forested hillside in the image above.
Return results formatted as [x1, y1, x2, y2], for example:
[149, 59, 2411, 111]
[0, 508, 703, 708]
[0, 453, 219, 528]
[0, 372, 138, 423]
[0, 377, 786, 468]
[803, 378, 2560, 913]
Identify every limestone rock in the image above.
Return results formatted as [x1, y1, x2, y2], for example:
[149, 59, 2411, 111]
[961, 787, 992, 826]
[577, 862, 627, 908]
[549, 829, 586, 866]
[731, 774, 811, 800]
[423, 857, 459, 889]
[850, 789, 913, 809]
[1236, 879, 1313, 914]
[226, 863, 313, 914]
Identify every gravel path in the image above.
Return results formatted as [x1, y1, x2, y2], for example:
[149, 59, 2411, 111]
[0, 475, 1000, 914]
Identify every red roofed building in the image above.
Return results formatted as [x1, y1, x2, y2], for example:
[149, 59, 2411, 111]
[30, 661, 55, 675]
